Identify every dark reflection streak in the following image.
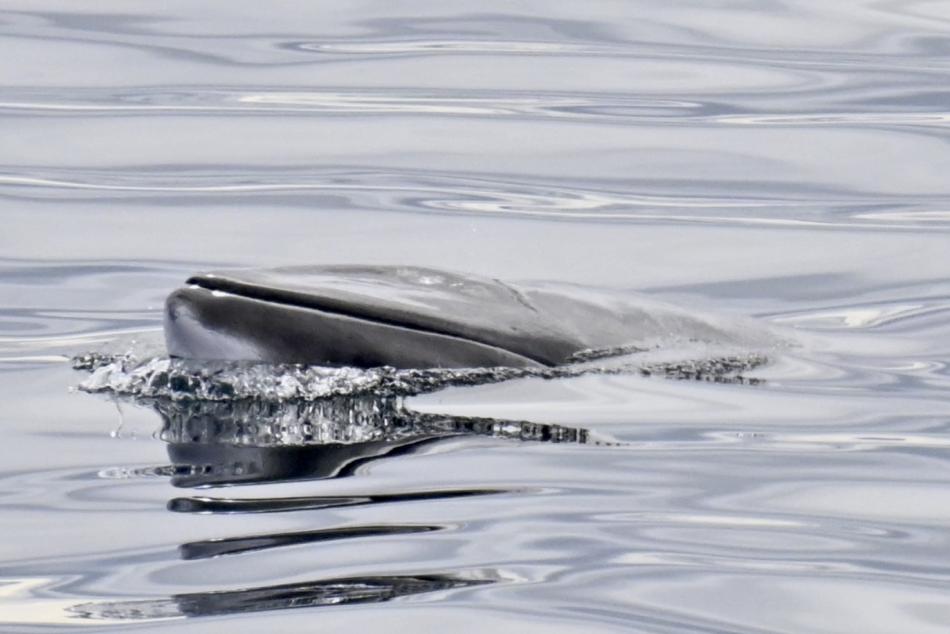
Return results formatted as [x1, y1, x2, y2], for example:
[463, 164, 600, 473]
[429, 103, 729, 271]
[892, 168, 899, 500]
[5, 163, 942, 220]
[2, 32, 246, 68]
[6, 108, 950, 138]
[7, 11, 616, 43]
[5, 86, 950, 123]
[284, 33, 950, 74]
[5, 11, 173, 36]
[179, 524, 442, 560]
[168, 488, 508, 514]
[4, 31, 948, 75]
[69, 574, 492, 620]
[13, 8, 950, 63]
[331, 435, 452, 479]
[0, 307, 156, 320]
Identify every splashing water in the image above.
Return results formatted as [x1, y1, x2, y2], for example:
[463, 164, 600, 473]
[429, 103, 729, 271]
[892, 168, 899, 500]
[73, 349, 767, 402]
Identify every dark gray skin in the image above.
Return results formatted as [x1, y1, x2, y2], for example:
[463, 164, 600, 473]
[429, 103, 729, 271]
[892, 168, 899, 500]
[164, 265, 743, 369]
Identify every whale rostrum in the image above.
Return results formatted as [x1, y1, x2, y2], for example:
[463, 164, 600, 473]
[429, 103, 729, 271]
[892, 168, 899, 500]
[164, 265, 758, 369]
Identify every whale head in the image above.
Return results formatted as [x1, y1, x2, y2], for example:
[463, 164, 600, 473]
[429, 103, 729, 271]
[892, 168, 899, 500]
[164, 265, 588, 369]
[164, 265, 770, 370]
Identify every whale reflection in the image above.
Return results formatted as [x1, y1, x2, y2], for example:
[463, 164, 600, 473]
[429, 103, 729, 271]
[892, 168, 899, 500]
[66, 396, 561, 621]
[155, 395, 593, 490]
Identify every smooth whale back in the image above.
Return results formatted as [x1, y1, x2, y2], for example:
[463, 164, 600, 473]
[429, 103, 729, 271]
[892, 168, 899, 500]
[164, 265, 768, 369]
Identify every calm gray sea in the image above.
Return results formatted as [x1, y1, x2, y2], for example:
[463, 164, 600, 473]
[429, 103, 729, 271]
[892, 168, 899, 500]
[3, 2, 950, 632]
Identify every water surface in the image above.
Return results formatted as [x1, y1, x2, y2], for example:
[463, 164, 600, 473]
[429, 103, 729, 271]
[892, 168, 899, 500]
[3, 2, 950, 632]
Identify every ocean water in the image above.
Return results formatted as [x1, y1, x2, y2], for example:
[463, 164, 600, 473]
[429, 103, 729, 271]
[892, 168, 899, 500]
[3, 1, 950, 632]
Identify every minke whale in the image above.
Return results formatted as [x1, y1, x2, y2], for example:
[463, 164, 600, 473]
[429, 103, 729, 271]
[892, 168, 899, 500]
[164, 265, 752, 369]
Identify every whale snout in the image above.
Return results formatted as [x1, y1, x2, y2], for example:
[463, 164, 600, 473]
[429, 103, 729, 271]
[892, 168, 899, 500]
[164, 287, 266, 362]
